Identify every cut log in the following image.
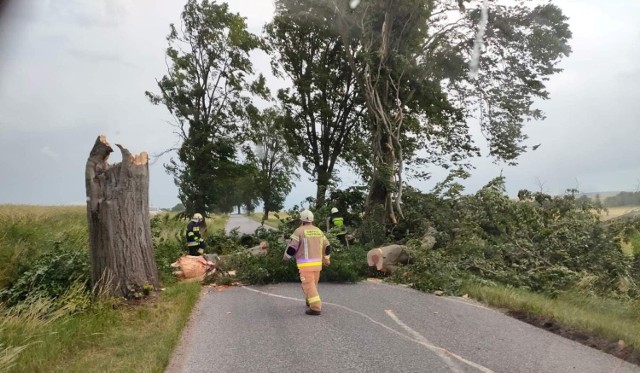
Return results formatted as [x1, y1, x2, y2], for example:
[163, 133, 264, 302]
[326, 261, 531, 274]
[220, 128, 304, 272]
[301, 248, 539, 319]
[85, 135, 159, 298]
[366, 245, 412, 274]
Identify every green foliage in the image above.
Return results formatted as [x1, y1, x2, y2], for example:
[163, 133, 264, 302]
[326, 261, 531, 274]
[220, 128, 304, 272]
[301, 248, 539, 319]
[321, 245, 370, 283]
[210, 222, 369, 285]
[151, 214, 187, 284]
[387, 178, 635, 298]
[245, 106, 298, 218]
[389, 250, 466, 295]
[629, 231, 640, 256]
[1, 282, 200, 373]
[266, 1, 365, 206]
[205, 228, 244, 255]
[0, 244, 90, 307]
[170, 203, 186, 212]
[146, 0, 267, 216]
[0, 207, 203, 372]
[326, 186, 367, 229]
[358, 206, 389, 246]
[223, 228, 298, 285]
[0, 206, 87, 291]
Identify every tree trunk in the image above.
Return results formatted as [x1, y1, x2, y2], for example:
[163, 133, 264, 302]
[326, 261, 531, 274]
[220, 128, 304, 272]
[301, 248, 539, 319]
[316, 169, 331, 208]
[262, 209, 270, 224]
[365, 133, 397, 225]
[85, 135, 160, 298]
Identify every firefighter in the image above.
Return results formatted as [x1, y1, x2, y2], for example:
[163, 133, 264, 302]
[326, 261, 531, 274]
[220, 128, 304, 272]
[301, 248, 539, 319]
[327, 207, 347, 246]
[283, 209, 331, 316]
[186, 213, 206, 256]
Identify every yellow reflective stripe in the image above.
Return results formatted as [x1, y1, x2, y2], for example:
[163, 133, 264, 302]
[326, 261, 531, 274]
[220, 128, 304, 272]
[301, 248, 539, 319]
[297, 261, 322, 268]
[307, 296, 321, 304]
[187, 242, 200, 246]
[193, 227, 200, 232]
[290, 234, 299, 241]
[187, 232, 194, 236]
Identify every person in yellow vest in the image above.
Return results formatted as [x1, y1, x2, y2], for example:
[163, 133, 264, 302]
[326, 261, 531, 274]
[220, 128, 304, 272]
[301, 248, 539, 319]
[186, 213, 206, 255]
[283, 209, 332, 316]
[327, 207, 347, 246]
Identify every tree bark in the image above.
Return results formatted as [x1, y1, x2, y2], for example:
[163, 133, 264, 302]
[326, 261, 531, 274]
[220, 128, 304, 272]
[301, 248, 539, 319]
[315, 169, 331, 208]
[85, 135, 160, 298]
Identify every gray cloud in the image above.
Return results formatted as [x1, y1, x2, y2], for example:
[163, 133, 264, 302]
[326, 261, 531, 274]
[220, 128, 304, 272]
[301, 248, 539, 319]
[66, 48, 140, 69]
[40, 146, 60, 159]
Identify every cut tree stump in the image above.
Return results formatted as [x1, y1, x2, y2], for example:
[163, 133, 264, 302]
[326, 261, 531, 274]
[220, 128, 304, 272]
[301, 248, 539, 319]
[85, 135, 159, 298]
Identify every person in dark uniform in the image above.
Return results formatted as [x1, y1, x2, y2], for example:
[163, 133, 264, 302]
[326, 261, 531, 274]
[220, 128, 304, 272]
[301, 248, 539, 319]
[186, 213, 206, 255]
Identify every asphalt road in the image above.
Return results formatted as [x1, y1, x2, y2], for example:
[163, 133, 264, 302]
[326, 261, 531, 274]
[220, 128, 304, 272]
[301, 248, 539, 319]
[167, 281, 639, 373]
[225, 214, 274, 235]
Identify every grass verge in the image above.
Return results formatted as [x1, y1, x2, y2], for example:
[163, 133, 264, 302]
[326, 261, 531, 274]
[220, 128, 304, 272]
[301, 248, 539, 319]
[208, 214, 229, 232]
[0, 205, 87, 289]
[247, 212, 287, 228]
[462, 282, 640, 364]
[1, 282, 200, 373]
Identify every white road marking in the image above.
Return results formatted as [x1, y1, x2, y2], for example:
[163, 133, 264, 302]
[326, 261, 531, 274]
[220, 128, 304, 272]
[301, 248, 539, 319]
[385, 309, 494, 373]
[242, 286, 494, 373]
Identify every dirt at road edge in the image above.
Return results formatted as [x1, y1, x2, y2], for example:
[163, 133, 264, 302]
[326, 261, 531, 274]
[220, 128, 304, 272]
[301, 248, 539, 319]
[507, 310, 640, 367]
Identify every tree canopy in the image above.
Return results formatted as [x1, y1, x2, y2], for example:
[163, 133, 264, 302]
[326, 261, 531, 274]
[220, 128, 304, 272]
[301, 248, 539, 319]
[272, 0, 571, 228]
[245, 106, 299, 221]
[266, 1, 365, 206]
[146, 0, 267, 216]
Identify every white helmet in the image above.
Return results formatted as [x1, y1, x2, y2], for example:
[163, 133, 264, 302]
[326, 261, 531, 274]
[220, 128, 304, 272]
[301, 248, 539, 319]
[331, 207, 339, 214]
[192, 213, 203, 221]
[300, 209, 314, 223]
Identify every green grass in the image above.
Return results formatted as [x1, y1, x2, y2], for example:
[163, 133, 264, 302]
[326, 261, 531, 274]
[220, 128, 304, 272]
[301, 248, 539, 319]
[0, 205, 213, 372]
[463, 282, 640, 352]
[626, 230, 640, 256]
[247, 212, 288, 228]
[1, 282, 200, 373]
[0, 205, 87, 290]
[208, 214, 229, 232]
[151, 212, 228, 240]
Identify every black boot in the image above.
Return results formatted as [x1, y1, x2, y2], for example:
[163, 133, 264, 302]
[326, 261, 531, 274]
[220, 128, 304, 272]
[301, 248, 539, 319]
[305, 309, 321, 316]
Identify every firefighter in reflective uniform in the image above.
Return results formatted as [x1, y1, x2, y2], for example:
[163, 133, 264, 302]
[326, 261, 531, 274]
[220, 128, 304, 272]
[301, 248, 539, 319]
[186, 213, 206, 256]
[283, 209, 331, 316]
[327, 207, 347, 246]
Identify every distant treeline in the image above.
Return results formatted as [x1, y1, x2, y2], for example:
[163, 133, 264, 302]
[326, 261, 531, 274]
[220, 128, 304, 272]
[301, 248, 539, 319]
[604, 191, 640, 207]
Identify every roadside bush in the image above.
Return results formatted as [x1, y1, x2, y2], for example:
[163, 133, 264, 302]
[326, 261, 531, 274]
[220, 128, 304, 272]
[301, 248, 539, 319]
[151, 214, 185, 284]
[205, 228, 243, 255]
[0, 206, 87, 291]
[0, 244, 90, 307]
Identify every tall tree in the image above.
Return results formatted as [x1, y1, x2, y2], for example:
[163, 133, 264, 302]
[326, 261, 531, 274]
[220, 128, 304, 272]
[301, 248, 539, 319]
[317, 0, 571, 229]
[246, 106, 299, 222]
[266, 0, 365, 207]
[146, 0, 266, 216]
[231, 164, 261, 214]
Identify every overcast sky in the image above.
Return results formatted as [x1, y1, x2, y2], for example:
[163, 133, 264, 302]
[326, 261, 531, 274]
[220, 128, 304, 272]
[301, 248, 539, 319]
[0, 0, 638, 208]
